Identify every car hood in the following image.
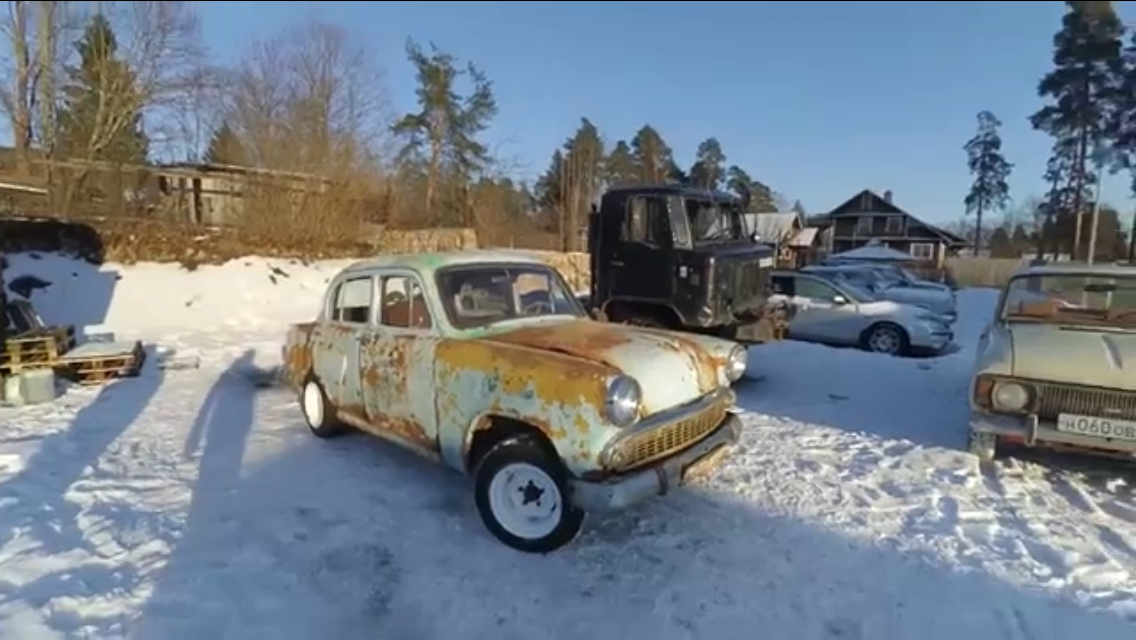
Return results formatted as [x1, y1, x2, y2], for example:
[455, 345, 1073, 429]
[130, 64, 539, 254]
[483, 318, 720, 413]
[1009, 323, 1136, 391]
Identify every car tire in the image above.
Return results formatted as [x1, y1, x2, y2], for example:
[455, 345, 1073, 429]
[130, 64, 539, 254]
[473, 436, 584, 554]
[967, 430, 998, 462]
[861, 322, 909, 356]
[300, 377, 346, 439]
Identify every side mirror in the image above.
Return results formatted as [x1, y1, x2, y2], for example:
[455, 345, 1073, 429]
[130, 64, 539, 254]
[832, 295, 847, 305]
[750, 231, 761, 243]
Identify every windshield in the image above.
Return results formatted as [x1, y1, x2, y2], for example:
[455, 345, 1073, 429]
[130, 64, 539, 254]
[685, 198, 745, 243]
[436, 264, 586, 329]
[833, 280, 875, 304]
[1001, 273, 1136, 329]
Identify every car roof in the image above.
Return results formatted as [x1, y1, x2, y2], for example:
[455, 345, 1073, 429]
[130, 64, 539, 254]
[340, 250, 550, 277]
[1013, 262, 1136, 279]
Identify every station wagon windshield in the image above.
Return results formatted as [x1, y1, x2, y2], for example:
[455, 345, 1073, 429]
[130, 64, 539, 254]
[436, 264, 586, 329]
[1001, 273, 1136, 328]
[686, 198, 746, 243]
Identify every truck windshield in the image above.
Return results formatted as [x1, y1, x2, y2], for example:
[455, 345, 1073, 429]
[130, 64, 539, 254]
[685, 198, 745, 243]
[436, 264, 586, 330]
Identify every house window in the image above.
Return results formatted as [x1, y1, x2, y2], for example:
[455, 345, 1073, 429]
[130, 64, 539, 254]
[885, 216, 904, 234]
[331, 277, 375, 324]
[855, 216, 872, 235]
[910, 243, 935, 260]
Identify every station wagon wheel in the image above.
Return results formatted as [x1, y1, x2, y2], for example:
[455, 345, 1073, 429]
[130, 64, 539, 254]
[474, 436, 584, 553]
[862, 322, 909, 356]
[301, 377, 346, 439]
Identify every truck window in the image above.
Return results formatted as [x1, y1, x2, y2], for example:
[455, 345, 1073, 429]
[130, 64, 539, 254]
[623, 196, 663, 245]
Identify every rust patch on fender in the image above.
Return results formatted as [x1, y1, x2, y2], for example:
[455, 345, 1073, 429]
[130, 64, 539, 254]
[283, 322, 316, 386]
[628, 326, 720, 393]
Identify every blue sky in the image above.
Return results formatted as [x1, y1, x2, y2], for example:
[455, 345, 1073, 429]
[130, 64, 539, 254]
[31, 1, 1136, 223]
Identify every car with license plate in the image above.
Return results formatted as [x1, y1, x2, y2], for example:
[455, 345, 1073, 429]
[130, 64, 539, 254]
[281, 251, 746, 553]
[803, 264, 957, 324]
[968, 263, 1136, 461]
[771, 270, 953, 356]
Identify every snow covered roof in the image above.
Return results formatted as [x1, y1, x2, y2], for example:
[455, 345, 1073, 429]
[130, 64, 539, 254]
[829, 244, 915, 262]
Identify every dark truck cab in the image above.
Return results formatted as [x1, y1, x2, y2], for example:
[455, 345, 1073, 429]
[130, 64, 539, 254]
[586, 185, 788, 343]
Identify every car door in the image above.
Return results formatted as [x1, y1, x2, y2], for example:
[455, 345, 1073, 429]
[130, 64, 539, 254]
[312, 275, 374, 414]
[788, 275, 863, 344]
[358, 270, 441, 457]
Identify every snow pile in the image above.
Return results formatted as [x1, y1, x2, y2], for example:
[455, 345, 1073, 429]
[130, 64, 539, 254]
[4, 252, 350, 336]
[0, 254, 1133, 639]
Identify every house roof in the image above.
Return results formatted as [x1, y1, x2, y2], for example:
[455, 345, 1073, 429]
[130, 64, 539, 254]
[788, 227, 818, 247]
[745, 213, 798, 242]
[826, 188, 966, 246]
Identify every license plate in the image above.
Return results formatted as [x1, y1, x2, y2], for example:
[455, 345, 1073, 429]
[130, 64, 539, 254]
[1056, 413, 1136, 441]
[681, 446, 729, 484]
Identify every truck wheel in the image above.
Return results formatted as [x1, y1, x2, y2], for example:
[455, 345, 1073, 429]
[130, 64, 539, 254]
[301, 377, 346, 439]
[473, 436, 584, 553]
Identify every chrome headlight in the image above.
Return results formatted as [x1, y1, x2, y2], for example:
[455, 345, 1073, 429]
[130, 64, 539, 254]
[604, 375, 641, 427]
[725, 345, 748, 382]
[991, 379, 1031, 413]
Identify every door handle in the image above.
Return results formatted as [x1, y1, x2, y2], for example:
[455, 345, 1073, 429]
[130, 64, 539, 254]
[610, 260, 624, 266]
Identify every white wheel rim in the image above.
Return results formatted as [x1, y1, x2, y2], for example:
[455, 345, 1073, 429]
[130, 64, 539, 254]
[870, 328, 899, 353]
[487, 462, 562, 540]
[302, 381, 324, 427]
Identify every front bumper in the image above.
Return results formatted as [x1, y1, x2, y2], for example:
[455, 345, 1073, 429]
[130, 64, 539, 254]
[969, 411, 1136, 456]
[569, 413, 742, 512]
[908, 323, 953, 352]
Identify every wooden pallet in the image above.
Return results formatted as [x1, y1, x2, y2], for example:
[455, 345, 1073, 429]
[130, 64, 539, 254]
[0, 325, 76, 373]
[59, 340, 146, 385]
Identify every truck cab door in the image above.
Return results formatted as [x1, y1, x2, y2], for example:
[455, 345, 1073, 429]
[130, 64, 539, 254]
[608, 194, 673, 302]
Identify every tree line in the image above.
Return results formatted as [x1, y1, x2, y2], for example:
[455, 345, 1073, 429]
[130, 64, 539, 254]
[963, 0, 1136, 262]
[0, 2, 786, 250]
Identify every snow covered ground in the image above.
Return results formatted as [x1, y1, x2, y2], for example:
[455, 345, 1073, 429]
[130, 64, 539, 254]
[0, 253, 1134, 640]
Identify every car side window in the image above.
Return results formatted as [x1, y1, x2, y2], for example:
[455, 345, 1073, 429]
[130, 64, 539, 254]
[380, 275, 434, 329]
[771, 275, 795, 297]
[332, 277, 375, 324]
[795, 277, 839, 301]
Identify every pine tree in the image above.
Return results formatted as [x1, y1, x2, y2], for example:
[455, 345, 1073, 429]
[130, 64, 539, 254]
[688, 137, 726, 190]
[1030, 1, 1126, 259]
[57, 14, 149, 163]
[604, 140, 638, 187]
[963, 111, 1013, 254]
[629, 125, 674, 183]
[203, 121, 247, 166]
[725, 166, 774, 212]
[392, 39, 497, 222]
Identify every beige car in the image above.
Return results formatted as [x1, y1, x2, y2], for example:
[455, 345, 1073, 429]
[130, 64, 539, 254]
[968, 263, 1136, 461]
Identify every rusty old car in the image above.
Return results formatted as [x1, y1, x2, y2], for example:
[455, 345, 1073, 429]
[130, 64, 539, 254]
[282, 251, 746, 553]
[968, 263, 1136, 462]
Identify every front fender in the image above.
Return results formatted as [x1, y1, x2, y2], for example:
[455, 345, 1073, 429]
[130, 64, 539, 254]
[434, 338, 620, 477]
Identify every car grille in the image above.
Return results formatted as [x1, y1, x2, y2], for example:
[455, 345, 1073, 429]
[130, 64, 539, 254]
[1035, 382, 1136, 422]
[617, 401, 729, 471]
[717, 260, 768, 312]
